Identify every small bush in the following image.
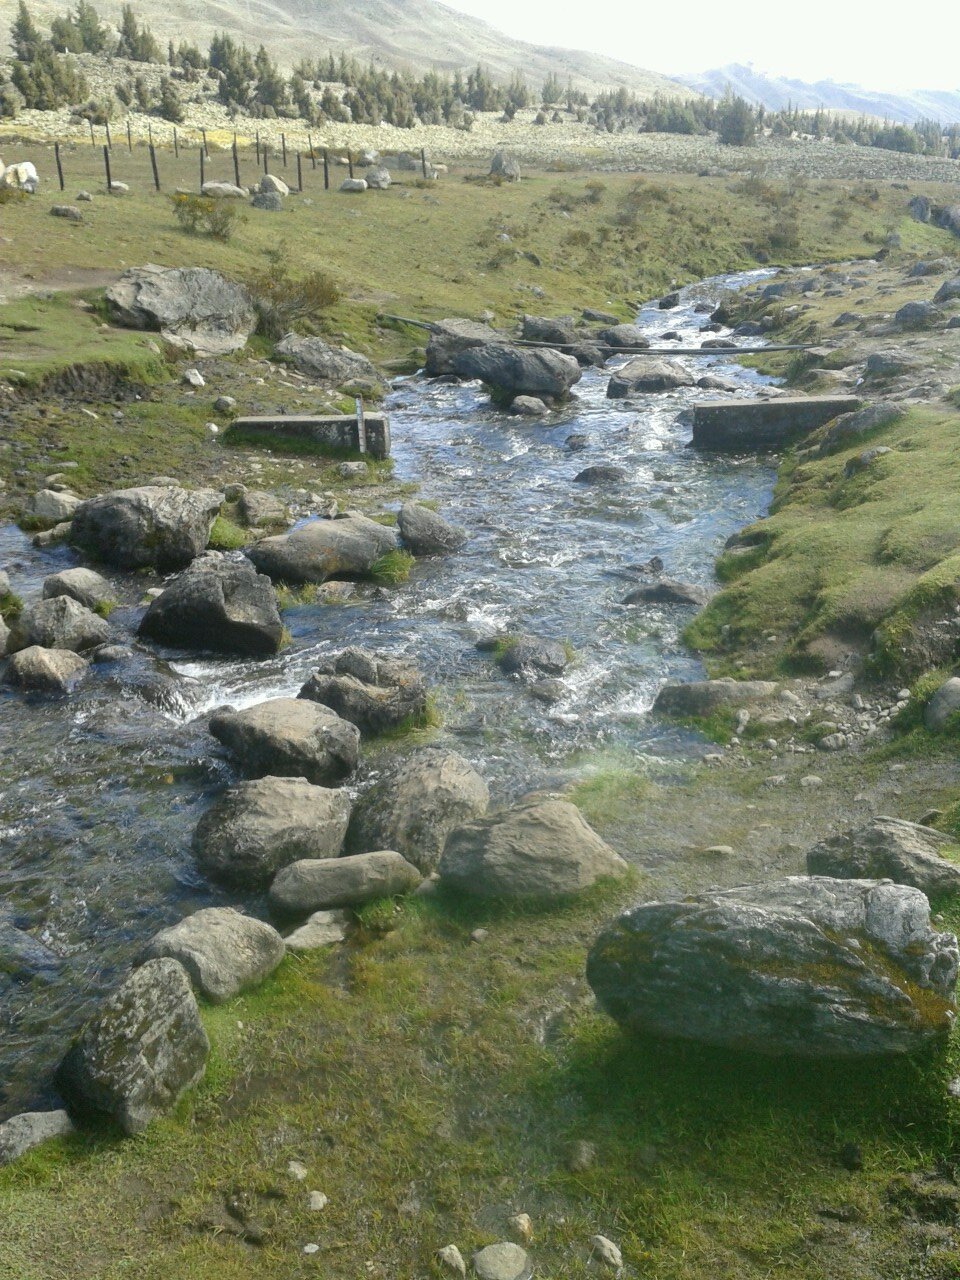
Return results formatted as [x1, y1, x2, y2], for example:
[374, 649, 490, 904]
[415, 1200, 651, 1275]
[370, 549, 415, 585]
[248, 261, 340, 340]
[171, 193, 242, 241]
[0, 186, 26, 205]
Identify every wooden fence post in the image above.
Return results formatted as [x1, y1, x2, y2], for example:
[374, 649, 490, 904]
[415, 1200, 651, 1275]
[308, 133, 316, 168]
[421, 147, 427, 178]
[54, 142, 64, 191]
[102, 144, 112, 192]
[149, 143, 161, 192]
[200, 147, 205, 191]
[173, 126, 179, 158]
[323, 149, 329, 190]
[127, 120, 132, 152]
[281, 132, 287, 167]
[263, 146, 269, 176]
[296, 151, 302, 192]
[201, 127, 208, 158]
[88, 119, 95, 148]
[348, 152, 354, 179]
[233, 140, 241, 188]
[255, 130, 260, 163]
[105, 119, 112, 150]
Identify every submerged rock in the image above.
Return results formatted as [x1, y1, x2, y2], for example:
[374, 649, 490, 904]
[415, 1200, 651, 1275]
[210, 698, 359, 785]
[397, 503, 466, 556]
[806, 817, 960, 899]
[622, 579, 708, 607]
[139, 557, 283, 657]
[299, 647, 427, 735]
[453, 344, 581, 401]
[587, 877, 959, 1057]
[57, 958, 209, 1134]
[439, 796, 628, 899]
[269, 850, 422, 914]
[193, 775, 351, 890]
[71, 485, 223, 571]
[142, 907, 285, 1003]
[346, 748, 489, 873]
[247, 514, 397, 584]
[607, 357, 694, 397]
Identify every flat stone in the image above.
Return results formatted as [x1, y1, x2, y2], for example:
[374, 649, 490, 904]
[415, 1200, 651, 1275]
[141, 907, 286, 1003]
[269, 850, 422, 914]
[283, 909, 349, 951]
[0, 1110, 74, 1165]
[473, 1242, 532, 1280]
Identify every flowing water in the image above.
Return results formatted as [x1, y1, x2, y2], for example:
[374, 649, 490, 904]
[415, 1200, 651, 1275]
[0, 269, 778, 1118]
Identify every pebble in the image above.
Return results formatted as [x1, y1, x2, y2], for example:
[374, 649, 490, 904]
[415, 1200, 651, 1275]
[287, 1159, 308, 1181]
[566, 1139, 596, 1172]
[508, 1212, 533, 1243]
[590, 1235, 623, 1269]
[473, 1242, 531, 1280]
[303, 1242, 319, 1255]
[702, 845, 733, 857]
[182, 368, 205, 388]
[470, 928, 489, 944]
[308, 1190, 328, 1211]
[800, 775, 824, 788]
[437, 1243, 467, 1276]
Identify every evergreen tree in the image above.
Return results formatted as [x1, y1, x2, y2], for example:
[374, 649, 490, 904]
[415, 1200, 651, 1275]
[158, 75, 183, 122]
[116, 5, 160, 62]
[10, 1, 42, 61]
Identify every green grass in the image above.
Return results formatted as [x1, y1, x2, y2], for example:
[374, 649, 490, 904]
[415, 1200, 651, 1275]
[685, 405, 960, 679]
[207, 514, 249, 551]
[369, 548, 415, 585]
[0, 590, 23, 620]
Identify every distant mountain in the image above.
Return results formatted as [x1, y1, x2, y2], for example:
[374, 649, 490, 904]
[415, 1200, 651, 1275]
[0, 0, 691, 95]
[678, 63, 960, 125]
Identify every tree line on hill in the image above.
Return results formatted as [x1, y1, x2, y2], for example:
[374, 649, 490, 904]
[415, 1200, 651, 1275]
[2, 0, 959, 159]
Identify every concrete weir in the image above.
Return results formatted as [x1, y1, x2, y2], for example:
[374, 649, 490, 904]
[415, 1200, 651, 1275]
[692, 396, 862, 452]
[227, 413, 391, 459]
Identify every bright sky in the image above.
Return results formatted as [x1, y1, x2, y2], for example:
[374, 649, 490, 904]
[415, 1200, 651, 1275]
[439, 0, 960, 93]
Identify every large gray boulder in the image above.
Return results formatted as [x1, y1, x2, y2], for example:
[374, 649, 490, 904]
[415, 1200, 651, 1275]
[424, 318, 501, 377]
[454, 344, 581, 401]
[105, 265, 256, 355]
[141, 907, 285, 1004]
[587, 877, 959, 1057]
[0, 1111, 74, 1165]
[9, 595, 109, 653]
[607, 357, 694, 397]
[42, 567, 115, 613]
[193, 775, 351, 890]
[653, 678, 780, 718]
[934, 277, 960, 303]
[3, 646, 88, 693]
[299, 647, 427, 735]
[398, 503, 466, 556]
[138, 557, 282, 657]
[439, 796, 628, 899]
[597, 324, 650, 352]
[893, 300, 942, 329]
[925, 677, 960, 731]
[274, 333, 378, 385]
[57, 958, 209, 1134]
[818, 402, 906, 455]
[490, 151, 521, 181]
[806, 817, 960, 900]
[209, 698, 359, 785]
[346, 748, 489, 873]
[247, 514, 397, 584]
[71, 485, 223, 571]
[269, 850, 422, 914]
[521, 314, 577, 346]
[23, 488, 80, 527]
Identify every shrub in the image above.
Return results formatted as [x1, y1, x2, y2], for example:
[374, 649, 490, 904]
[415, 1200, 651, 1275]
[247, 261, 340, 339]
[171, 193, 243, 241]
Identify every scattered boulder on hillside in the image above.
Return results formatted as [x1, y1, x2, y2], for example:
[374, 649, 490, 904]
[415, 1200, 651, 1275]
[274, 333, 378, 385]
[340, 178, 368, 193]
[247, 514, 397, 584]
[607, 357, 694, 397]
[934, 277, 960, 303]
[597, 324, 650, 353]
[105, 265, 256, 355]
[521, 314, 577, 346]
[818, 402, 906, 455]
[364, 166, 391, 189]
[622, 579, 708, 607]
[3, 646, 88, 694]
[1, 161, 38, 193]
[806, 817, 960, 899]
[23, 488, 80, 527]
[346, 747, 489, 873]
[397, 502, 466, 555]
[299, 647, 427, 735]
[71, 485, 223, 571]
[9, 596, 110, 654]
[925, 677, 960, 732]
[653, 678, 780, 718]
[193, 775, 351, 890]
[490, 151, 521, 181]
[0, 1110, 74, 1166]
[209, 698, 360, 785]
[42, 568, 115, 613]
[893, 300, 943, 330]
[269, 850, 422, 914]
[142, 907, 285, 1004]
[424, 318, 501, 377]
[907, 258, 955, 277]
[258, 174, 289, 197]
[251, 190, 283, 212]
[201, 181, 247, 199]
[453, 344, 581, 402]
[587, 876, 960, 1057]
[57, 958, 209, 1134]
[439, 796, 628, 899]
[863, 350, 922, 380]
[138, 556, 283, 657]
[937, 206, 960, 237]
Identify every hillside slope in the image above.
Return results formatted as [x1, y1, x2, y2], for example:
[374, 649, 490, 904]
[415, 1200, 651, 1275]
[0, 0, 690, 94]
[680, 62, 960, 125]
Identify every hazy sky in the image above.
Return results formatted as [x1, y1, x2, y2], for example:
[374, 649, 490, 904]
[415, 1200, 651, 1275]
[439, 0, 959, 92]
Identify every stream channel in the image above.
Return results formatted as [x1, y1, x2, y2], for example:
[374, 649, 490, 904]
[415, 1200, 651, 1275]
[0, 268, 779, 1118]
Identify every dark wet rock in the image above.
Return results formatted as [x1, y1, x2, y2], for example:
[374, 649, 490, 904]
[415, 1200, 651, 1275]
[274, 333, 377, 385]
[806, 817, 960, 900]
[424, 318, 501, 377]
[42, 567, 115, 612]
[659, 290, 680, 309]
[247, 514, 397, 584]
[908, 258, 955, 277]
[398, 502, 466, 555]
[3, 645, 88, 693]
[139, 558, 283, 657]
[142, 907, 285, 1004]
[346, 748, 489, 873]
[568, 341, 611, 368]
[299, 647, 427, 735]
[439, 796, 627, 899]
[9, 595, 110, 653]
[497, 635, 569, 677]
[818, 402, 906, 455]
[0, 920, 61, 979]
[565, 433, 589, 451]
[511, 395, 549, 415]
[574, 465, 627, 484]
[654, 678, 780, 718]
[933, 277, 960, 304]
[454, 343, 581, 401]
[269, 850, 422, 914]
[71, 485, 223, 571]
[105, 265, 256, 356]
[209, 698, 360, 785]
[893, 300, 942, 329]
[696, 375, 738, 391]
[587, 877, 959, 1056]
[0, 1110, 74, 1165]
[193, 775, 351, 890]
[622, 579, 709, 606]
[596, 324, 650, 352]
[607, 357, 694, 397]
